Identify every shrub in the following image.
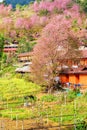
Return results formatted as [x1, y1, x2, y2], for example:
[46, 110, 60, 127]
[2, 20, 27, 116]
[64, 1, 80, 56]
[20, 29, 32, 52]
[76, 119, 87, 130]
[84, 92, 87, 98]
[67, 91, 77, 101]
[39, 9, 49, 16]
[53, 8, 63, 14]
[41, 94, 58, 102]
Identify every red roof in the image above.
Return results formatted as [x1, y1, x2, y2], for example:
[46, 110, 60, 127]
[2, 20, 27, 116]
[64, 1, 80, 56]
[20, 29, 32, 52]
[4, 48, 17, 52]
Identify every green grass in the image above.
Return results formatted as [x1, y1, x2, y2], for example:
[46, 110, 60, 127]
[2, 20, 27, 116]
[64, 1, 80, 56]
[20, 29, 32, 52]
[0, 78, 41, 101]
[0, 76, 87, 127]
[0, 108, 35, 120]
[41, 94, 58, 102]
[0, 92, 87, 124]
[0, 77, 41, 120]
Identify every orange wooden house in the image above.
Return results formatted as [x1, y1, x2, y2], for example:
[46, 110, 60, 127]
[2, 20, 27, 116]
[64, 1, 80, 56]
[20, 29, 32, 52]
[60, 66, 87, 89]
[60, 49, 87, 89]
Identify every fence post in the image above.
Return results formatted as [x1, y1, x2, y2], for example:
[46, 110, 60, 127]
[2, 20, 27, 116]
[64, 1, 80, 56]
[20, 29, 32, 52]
[0, 119, 5, 130]
[16, 114, 18, 129]
[46, 113, 48, 125]
[11, 108, 13, 120]
[7, 98, 8, 109]
[74, 100, 77, 130]
[22, 120, 24, 130]
[64, 94, 67, 105]
[60, 106, 63, 126]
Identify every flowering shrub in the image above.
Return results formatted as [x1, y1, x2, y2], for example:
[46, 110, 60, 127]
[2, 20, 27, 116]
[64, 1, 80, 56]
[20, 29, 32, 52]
[33, 0, 71, 13]
[0, 4, 12, 16]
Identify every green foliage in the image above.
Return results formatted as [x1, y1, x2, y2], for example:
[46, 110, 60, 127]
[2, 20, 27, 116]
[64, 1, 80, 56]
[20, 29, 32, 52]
[82, 0, 87, 12]
[0, 34, 5, 58]
[36, 0, 41, 3]
[18, 37, 36, 53]
[75, 0, 81, 4]
[16, 4, 23, 10]
[41, 94, 58, 102]
[53, 8, 63, 14]
[2, 53, 7, 63]
[39, 9, 49, 16]
[83, 92, 87, 99]
[0, 65, 16, 77]
[0, 108, 34, 120]
[0, 78, 41, 101]
[76, 0, 87, 12]
[0, 84, 87, 125]
[16, 4, 29, 11]
[76, 119, 87, 130]
[67, 91, 77, 101]
[0, 34, 5, 70]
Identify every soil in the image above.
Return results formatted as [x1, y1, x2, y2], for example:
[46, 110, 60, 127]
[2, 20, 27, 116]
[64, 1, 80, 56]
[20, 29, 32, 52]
[0, 92, 75, 130]
[0, 118, 74, 130]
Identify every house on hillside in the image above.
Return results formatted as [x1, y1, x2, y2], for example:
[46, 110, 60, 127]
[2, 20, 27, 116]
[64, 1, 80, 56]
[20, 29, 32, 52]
[60, 66, 87, 89]
[4, 40, 18, 55]
[15, 62, 31, 73]
[64, 49, 87, 67]
[4, 44, 18, 54]
[15, 52, 32, 73]
[16, 49, 87, 89]
[60, 49, 87, 89]
[17, 52, 32, 62]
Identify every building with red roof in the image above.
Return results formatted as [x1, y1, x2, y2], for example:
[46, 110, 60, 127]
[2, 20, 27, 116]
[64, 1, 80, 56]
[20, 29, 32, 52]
[60, 48, 87, 89]
[4, 44, 18, 54]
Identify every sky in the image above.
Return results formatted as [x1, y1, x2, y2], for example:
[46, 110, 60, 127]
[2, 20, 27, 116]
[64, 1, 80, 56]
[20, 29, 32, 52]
[0, 0, 3, 2]
[0, 0, 34, 7]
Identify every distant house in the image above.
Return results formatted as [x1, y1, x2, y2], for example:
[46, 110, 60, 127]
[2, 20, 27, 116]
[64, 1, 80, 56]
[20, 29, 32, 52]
[15, 62, 31, 73]
[18, 52, 32, 62]
[4, 44, 18, 54]
[59, 49, 87, 89]
[60, 66, 87, 89]
[64, 49, 87, 67]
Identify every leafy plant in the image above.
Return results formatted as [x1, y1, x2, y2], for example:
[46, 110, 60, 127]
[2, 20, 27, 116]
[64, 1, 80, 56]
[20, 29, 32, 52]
[41, 94, 58, 102]
[39, 9, 49, 16]
[67, 91, 77, 101]
[76, 119, 87, 130]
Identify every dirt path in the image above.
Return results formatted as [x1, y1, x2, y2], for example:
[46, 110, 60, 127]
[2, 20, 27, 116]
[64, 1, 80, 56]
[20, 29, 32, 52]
[0, 118, 74, 130]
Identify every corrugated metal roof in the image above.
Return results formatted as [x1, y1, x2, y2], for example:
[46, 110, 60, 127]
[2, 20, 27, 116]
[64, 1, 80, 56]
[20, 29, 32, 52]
[61, 66, 87, 74]
[15, 65, 31, 73]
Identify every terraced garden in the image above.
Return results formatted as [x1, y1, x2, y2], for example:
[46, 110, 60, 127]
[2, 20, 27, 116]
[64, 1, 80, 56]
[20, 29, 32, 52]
[0, 77, 87, 129]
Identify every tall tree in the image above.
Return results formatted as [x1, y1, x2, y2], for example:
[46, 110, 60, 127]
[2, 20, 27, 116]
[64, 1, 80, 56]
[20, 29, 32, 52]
[31, 16, 80, 91]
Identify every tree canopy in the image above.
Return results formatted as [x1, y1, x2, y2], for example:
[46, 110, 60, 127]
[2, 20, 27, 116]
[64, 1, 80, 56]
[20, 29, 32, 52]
[31, 15, 80, 88]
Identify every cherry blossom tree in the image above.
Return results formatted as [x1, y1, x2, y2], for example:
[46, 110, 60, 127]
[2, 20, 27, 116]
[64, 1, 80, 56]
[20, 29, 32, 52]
[0, 4, 12, 16]
[33, 0, 71, 13]
[31, 16, 80, 91]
